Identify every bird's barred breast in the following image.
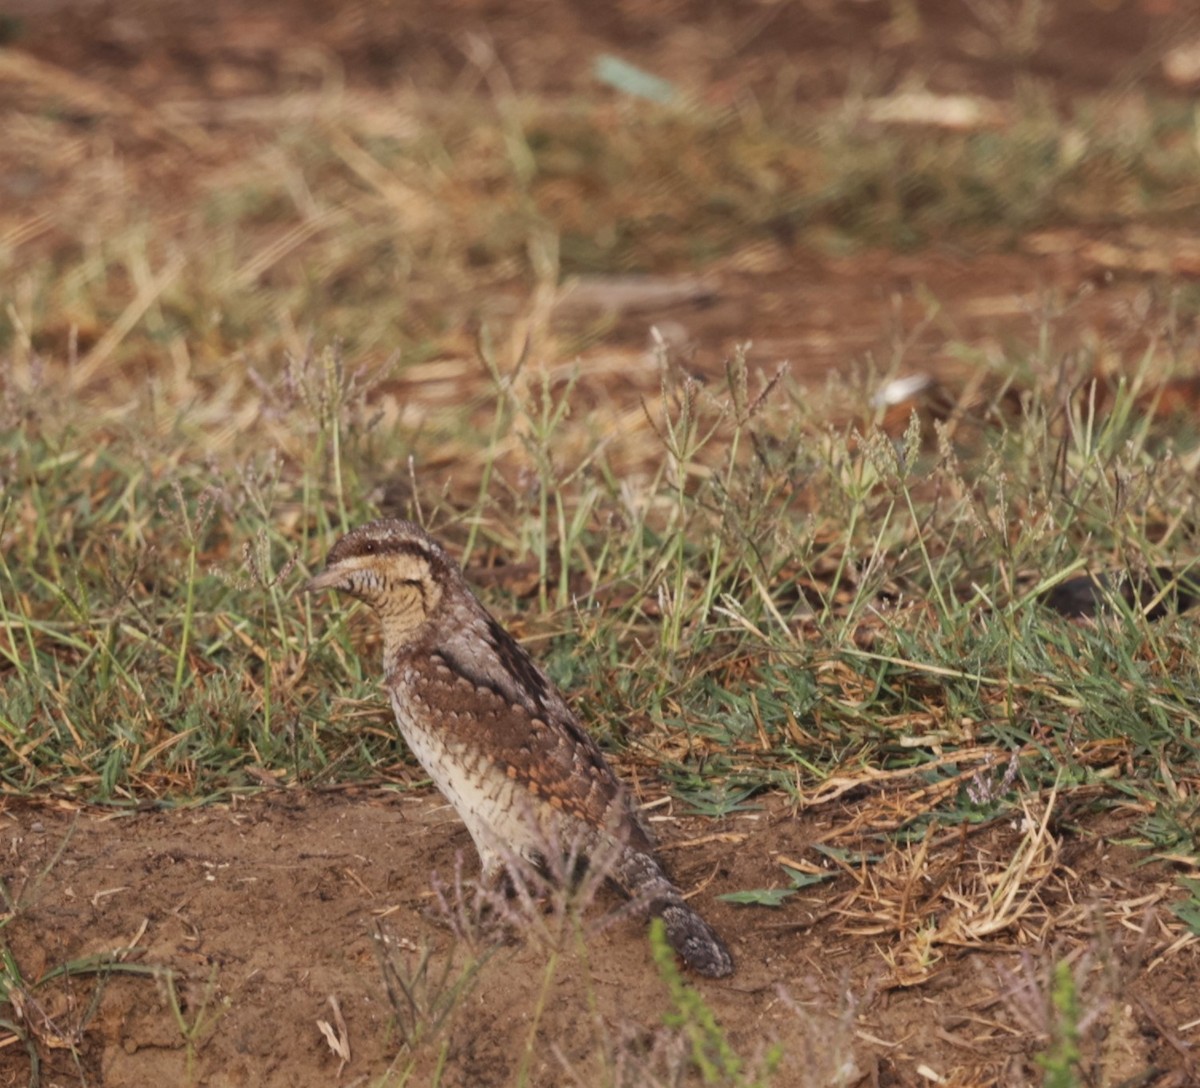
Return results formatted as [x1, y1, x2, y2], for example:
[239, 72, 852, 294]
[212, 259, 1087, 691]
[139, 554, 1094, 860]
[388, 682, 548, 863]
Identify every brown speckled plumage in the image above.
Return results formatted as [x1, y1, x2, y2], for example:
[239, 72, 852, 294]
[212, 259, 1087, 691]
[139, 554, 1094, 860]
[305, 518, 733, 978]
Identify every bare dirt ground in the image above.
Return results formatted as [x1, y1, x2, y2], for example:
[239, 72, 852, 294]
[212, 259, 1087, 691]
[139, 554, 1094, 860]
[6, 1, 1200, 1085]
[6, 788, 1198, 1087]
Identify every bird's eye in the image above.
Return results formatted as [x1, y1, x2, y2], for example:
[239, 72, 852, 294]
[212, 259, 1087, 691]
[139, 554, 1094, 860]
[361, 540, 377, 554]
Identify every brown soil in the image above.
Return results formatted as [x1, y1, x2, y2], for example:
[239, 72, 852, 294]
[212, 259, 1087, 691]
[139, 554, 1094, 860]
[5, 790, 1198, 1087]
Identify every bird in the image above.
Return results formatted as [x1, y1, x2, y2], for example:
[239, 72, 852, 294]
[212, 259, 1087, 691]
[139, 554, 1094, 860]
[304, 517, 734, 978]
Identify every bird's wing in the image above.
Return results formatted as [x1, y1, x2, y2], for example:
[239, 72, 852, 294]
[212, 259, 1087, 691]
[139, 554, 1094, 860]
[399, 607, 649, 847]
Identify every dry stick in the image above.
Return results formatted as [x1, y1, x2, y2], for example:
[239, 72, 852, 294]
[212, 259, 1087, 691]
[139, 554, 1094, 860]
[1, 212, 54, 252]
[0, 50, 211, 149]
[225, 207, 340, 293]
[71, 255, 186, 391]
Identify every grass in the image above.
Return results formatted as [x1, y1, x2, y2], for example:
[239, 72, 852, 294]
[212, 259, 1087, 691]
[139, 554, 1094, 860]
[4, 6, 1200, 1083]
[648, 918, 782, 1086]
[9, 341, 1200, 811]
[7, 44, 1200, 364]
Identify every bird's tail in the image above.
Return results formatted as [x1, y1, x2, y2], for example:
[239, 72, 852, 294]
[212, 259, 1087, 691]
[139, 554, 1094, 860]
[614, 849, 734, 978]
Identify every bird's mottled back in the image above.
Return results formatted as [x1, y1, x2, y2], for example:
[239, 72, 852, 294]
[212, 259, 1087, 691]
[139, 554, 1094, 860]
[306, 518, 734, 978]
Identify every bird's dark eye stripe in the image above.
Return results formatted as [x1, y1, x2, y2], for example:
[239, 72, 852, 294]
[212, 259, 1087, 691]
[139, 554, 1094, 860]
[334, 537, 435, 563]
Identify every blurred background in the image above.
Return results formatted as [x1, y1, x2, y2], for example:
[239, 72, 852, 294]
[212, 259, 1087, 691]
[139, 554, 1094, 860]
[5, 0, 1200, 433]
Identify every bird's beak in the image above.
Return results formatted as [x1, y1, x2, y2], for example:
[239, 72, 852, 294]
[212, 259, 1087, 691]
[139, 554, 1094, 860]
[303, 567, 346, 594]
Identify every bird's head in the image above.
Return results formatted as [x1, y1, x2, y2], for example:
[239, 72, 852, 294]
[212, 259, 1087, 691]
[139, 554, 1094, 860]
[304, 519, 452, 644]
